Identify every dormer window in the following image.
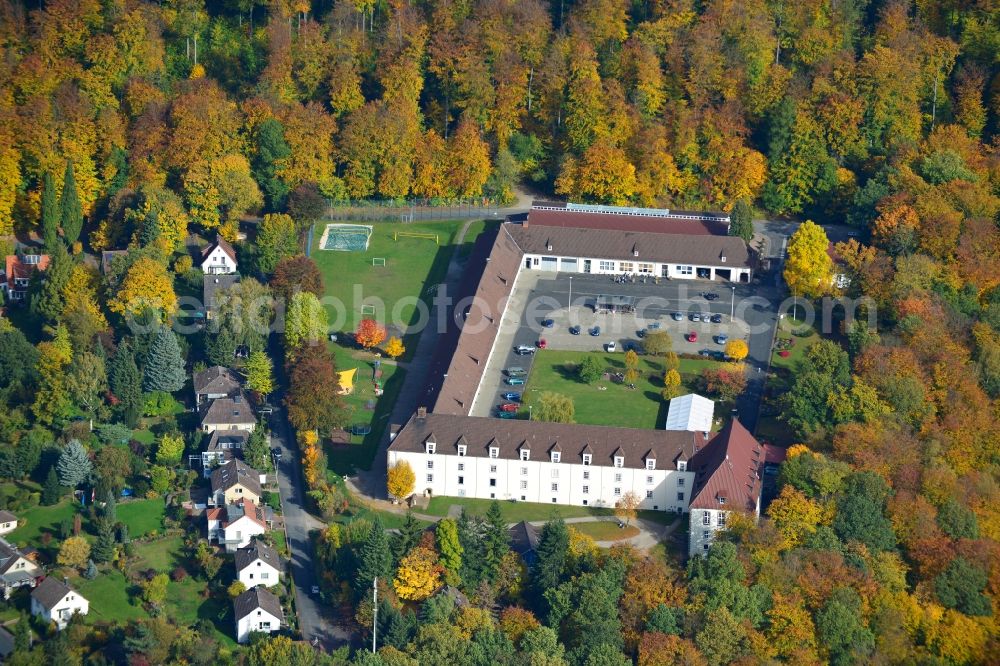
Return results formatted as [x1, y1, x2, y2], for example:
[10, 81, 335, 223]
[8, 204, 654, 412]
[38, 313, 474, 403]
[717, 496, 727, 505]
[489, 447, 499, 459]
[614, 456, 624, 468]
[551, 452, 561, 463]
[677, 460, 687, 471]
[425, 442, 436, 454]
[646, 459, 655, 470]
[582, 453, 592, 466]
[520, 449, 530, 461]
[457, 445, 467, 457]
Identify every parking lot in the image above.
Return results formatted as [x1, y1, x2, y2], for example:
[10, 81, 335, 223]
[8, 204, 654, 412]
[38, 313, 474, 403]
[470, 272, 781, 421]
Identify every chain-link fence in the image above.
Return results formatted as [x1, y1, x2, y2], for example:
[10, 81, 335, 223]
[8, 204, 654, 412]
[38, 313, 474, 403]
[324, 199, 504, 222]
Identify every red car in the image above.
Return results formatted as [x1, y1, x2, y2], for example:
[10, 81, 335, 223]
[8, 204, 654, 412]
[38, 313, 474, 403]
[499, 403, 519, 412]
[538, 338, 548, 349]
[687, 331, 698, 342]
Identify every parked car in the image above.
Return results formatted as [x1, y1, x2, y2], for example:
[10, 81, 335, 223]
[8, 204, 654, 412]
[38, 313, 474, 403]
[505, 376, 526, 385]
[606, 341, 617, 352]
[715, 334, 728, 345]
[636, 328, 646, 338]
[272, 447, 283, 461]
[672, 312, 684, 321]
[710, 313, 724, 324]
[690, 313, 701, 322]
[541, 318, 555, 328]
[538, 338, 548, 349]
[496, 410, 518, 419]
[514, 344, 536, 355]
[589, 326, 601, 336]
[700, 313, 711, 321]
[624, 341, 643, 354]
[704, 292, 720, 301]
[504, 367, 526, 376]
[569, 325, 581, 335]
[501, 392, 521, 402]
[687, 331, 698, 342]
[499, 403, 518, 412]
[699, 349, 724, 360]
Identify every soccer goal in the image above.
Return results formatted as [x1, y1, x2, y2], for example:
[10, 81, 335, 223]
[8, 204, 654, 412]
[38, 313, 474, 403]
[372, 257, 386, 267]
[319, 223, 373, 252]
[393, 231, 439, 245]
[360, 304, 377, 316]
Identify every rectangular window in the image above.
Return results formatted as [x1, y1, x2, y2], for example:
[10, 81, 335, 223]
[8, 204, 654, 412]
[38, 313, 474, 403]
[646, 459, 655, 470]
[458, 463, 465, 471]
[521, 467, 528, 475]
[458, 489, 466, 497]
[647, 475, 654, 484]
[427, 461, 434, 469]
[490, 465, 497, 473]
[614, 487, 621, 496]
[620, 261, 634, 272]
[489, 478, 497, 487]
[426, 443, 436, 454]
[678, 478, 685, 487]
[614, 473, 622, 483]
[718, 513, 727, 527]
[261, 573, 269, 580]
[677, 461, 687, 471]
[458, 476, 465, 485]
[551, 452, 561, 463]
[582, 485, 589, 494]
[426, 474, 433, 483]
[583, 470, 590, 480]
[551, 483, 558, 492]
[520, 481, 527, 490]
[614, 457, 624, 468]
[676, 265, 693, 276]
[703, 530, 710, 539]
[489, 447, 499, 459]
[599, 261, 614, 271]
[638, 262, 654, 274]
[457, 445, 467, 457]
[677, 492, 685, 501]
[520, 450, 529, 461]
[551, 469, 559, 478]
[646, 490, 653, 498]
[582, 454, 592, 466]
[702, 514, 710, 526]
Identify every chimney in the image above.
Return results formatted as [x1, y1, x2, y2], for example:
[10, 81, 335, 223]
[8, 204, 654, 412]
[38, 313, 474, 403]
[416, 406, 427, 420]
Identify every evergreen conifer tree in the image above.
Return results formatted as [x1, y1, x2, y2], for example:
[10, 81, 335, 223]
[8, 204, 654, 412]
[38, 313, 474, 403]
[42, 466, 63, 505]
[533, 518, 569, 608]
[92, 519, 116, 563]
[392, 511, 423, 564]
[484, 500, 511, 574]
[83, 559, 97, 579]
[59, 161, 83, 246]
[356, 518, 391, 595]
[457, 509, 486, 589]
[142, 327, 186, 393]
[14, 611, 30, 651]
[109, 342, 142, 427]
[40, 171, 60, 251]
[31, 244, 72, 323]
[729, 200, 754, 243]
[56, 440, 92, 489]
[244, 424, 271, 472]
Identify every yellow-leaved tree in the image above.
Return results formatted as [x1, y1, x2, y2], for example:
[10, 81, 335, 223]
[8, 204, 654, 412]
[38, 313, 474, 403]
[784, 220, 833, 299]
[58, 536, 91, 570]
[386, 461, 415, 501]
[662, 368, 682, 400]
[766, 485, 825, 550]
[384, 336, 405, 360]
[109, 257, 177, 322]
[725, 339, 749, 361]
[393, 546, 441, 601]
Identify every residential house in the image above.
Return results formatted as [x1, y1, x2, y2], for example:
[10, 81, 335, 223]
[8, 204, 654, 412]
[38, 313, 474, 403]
[194, 366, 242, 406]
[235, 540, 282, 588]
[201, 429, 249, 477]
[30, 577, 88, 629]
[1, 255, 50, 303]
[233, 587, 283, 643]
[0, 538, 39, 598]
[388, 409, 700, 513]
[200, 235, 238, 275]
[210, 458, 263, 507]
[0, 511, 17, 535]
[207, 499, 267, 552]
[201, 393, 256, 434]
[0, 625, 14, 659]
[202, 273, 240, 320]
[509, 521, 540, 568]
[100, 250, 128, 277]
[687, 418, 781, 557]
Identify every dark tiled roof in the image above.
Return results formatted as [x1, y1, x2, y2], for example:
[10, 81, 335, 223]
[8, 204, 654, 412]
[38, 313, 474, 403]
[30, 576, 74, 610]
[527, 203, 730, 235]
[507, 223, 751, 269]
[509, 521, 539, 557]
[194, 366, 242, 396]
[233, 586, 283, 622]
[0, 511, 16, 524]
[205, 429, 249, 453]
[100, 250, 128, 275]
[202, 235, 237, 263]
[202, 274, 240, 309]
[389, 412, 705, 470]
[431, 226, 524, 415]
[235, 540, 281, 573]
[689, 419, 764, 512]
[201, 394, 256, 427]
[211, 459, 262, 497]
[0, 539, 30, 576]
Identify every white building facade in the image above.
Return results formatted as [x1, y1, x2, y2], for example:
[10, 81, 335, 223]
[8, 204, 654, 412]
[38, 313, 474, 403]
[519, 252, 751, 283]
[30, 578, 88, 630]
[200, 237, 238, 275]
[234, 588, 283, 643]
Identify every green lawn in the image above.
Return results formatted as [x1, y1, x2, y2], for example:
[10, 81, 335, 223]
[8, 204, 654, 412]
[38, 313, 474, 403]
[572, 521, 640, 541]
[770, 314, 819, 371]
[133, 535, 184, 572]
[72, 570, 146, 622]
[422, 496, 676, 526]
[311, 219, 470, 349]
[522, 350, 726, 429]
[271, 530, 288, 556]
[6, 500, 78, 547]
[117, 498, 166, 538]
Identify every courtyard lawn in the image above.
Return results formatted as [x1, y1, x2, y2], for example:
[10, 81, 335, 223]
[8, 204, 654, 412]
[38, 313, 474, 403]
[117, 498, 166, 538]
[571, 521, 640, 541]
[770, 313, 819, 371]
[312, 219, 471, 351]
[133, 534, 185, 572]
[522, 350, 727, 429]
[72, 570, 146, 622]
[422, 496, 676, 526]
[6, 500, 78, 547]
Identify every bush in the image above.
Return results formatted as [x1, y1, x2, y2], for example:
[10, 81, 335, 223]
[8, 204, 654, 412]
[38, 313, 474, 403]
[173, 255, 193, 274]
[171, 566, 188, 582]
[142, 392, 184, 418]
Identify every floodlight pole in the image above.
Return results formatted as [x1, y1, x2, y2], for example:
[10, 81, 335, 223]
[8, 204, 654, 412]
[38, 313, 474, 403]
[372, 577, 377, 653]
[730, 286, 736, 319]
[568, 276, 573, 310]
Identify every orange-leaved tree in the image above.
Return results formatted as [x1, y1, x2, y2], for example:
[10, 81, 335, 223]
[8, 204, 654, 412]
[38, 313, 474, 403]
[355, 319, 387, 349]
